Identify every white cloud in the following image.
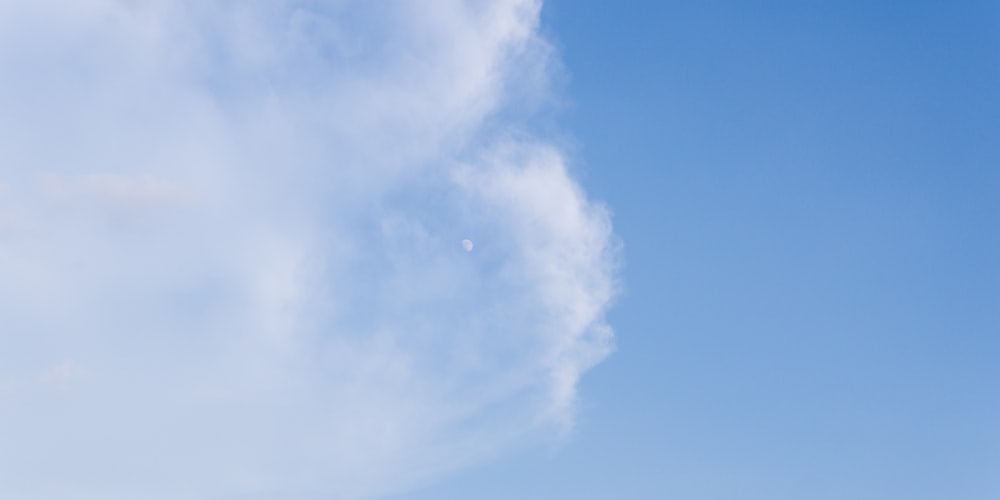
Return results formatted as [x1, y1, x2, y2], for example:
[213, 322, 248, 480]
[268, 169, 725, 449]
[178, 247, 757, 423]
[41, 173, 192, 207]
[38, 360, 80, 388]
[0, 1, 618, 498]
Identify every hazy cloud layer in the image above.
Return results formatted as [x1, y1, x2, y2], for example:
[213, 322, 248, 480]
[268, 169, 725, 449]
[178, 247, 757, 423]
[0, 1, 618, 498]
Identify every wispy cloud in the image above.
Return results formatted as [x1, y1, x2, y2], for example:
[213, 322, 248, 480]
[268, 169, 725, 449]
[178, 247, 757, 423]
[0, 1, 618, 498]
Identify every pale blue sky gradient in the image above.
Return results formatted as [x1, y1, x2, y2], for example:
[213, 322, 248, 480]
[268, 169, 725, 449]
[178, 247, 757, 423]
[1, 1, 997, 498]
[399, 1, 1000, 498]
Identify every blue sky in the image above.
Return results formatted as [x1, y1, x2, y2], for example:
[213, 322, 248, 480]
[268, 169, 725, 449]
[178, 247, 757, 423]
[400, 1, 1000, 499]
[1, 1, 997, 499]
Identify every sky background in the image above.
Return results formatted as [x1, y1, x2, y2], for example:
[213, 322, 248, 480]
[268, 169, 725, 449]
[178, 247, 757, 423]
[0, 1, 997, 499]
[399, 1, 1000, 499]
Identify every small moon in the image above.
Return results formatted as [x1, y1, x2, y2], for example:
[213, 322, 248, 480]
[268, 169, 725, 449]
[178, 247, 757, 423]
[461, 239, 474, 252]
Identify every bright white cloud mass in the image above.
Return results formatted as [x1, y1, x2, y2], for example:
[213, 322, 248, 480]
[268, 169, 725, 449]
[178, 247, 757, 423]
[0, 1, 618, 498]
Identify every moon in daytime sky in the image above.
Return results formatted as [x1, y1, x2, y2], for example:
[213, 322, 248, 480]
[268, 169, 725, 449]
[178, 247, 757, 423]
[462, 239, 474, 252]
